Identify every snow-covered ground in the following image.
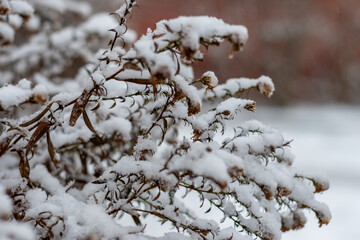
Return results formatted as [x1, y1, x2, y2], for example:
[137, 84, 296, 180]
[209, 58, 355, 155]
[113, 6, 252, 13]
[238, 104, 360, 240]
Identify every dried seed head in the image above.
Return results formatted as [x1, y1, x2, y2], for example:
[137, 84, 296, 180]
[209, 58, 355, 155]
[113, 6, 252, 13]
[257, 77, 275, 98]
[191, 129, 202, 141]
[315, 208, 331, 227]
[200, 71, 218, 89]
[245, 102, 256, 112]
[312, 178, 330, 193]
[277, 185, 292, 197]
[281, 210, 306, 232]
[0, 7, 10, 15]
[292, 211, 306, 230]
[260, 184, 275, 200]
[187, 103, 200, 116]
[222, 110, 231, 116]
[31, 85, 48, 105]
[227, 166, 243, 178]
[182, 46, 196, 60]
[153, 65, 171, 80]
[173, 88, 186, 102]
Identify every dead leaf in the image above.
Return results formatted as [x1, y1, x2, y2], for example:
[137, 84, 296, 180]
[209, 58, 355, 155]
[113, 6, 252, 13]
[187, 103, 201, 116]
[91, 103, 101, 111]
[20, 102, 55, 127]
[123, 62, 142, 71]
[26, 121, 51, 155]
[83, 110, 98, 136]
[46, 132, 59, 168]
[18, 150, 30, 179]
[69, 90, 92, 126]
[152, 189, 161, 201]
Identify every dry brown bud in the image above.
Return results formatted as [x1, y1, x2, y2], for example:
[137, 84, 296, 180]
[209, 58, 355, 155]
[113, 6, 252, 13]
[0, 7, 10, 15]
[173, 88, 186, 102]
[187, 103, 200, 116]
[277, 185, 292, 197]
[260, 184, 274, 200]
[312, 179, 330, 193]
[222, 110, 231, 116]
[245, 102, 256, 112]
[316, 209, 331, 227]
[258, 83, 273, 98]
[200, 71, 218, 90]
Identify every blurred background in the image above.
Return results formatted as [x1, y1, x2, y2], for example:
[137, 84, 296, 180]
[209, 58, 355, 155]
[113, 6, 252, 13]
[62, 0, 360, 238]
[93, 0, 360, 105]
[89, 0, 359, 239]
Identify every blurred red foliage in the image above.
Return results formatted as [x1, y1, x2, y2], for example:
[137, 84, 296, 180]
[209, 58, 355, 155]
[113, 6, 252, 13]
[105, 0, 360, 104]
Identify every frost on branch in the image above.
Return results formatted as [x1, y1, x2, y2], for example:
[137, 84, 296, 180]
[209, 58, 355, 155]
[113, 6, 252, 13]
[0, 1, 330, 240]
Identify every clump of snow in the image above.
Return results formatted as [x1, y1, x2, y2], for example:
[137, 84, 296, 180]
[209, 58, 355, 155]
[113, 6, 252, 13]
[0, 222, 35, 240]
[8, 14, 23, 29]
[0, 185, 12, 217]
[0, 22, 15, 45]
[0, 184, 36, 240]
[154, 16, 248, 53]
[204, 75, 275, 99]
[33, 0, 66, 13]
[81, 13, 117, 36]
[24, 14, 40, 30]
[0, 79, 32, 108]
[10, 1, 34, 16]
[134, 137, 158, 156]
[97, 117, 132, 140]
[26, 188, 47, 206]
[91, 70, 105, 85]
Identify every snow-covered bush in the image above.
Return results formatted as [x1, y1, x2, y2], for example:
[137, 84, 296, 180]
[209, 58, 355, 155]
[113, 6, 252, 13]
[0, 1, 330, 239]
[0, 0, 136, 87]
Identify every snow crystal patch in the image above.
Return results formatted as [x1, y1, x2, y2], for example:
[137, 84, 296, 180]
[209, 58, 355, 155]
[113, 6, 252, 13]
[0, 185, 12, 216]
[8, 14, 23, 29]
[50, 28, 75, 47]
[26, 188, 47, 206]
[155, 16, 248, 51]
[98, 117, 132, 140]
[0, 79, 33, 108]
[10, 0, 34, 16]
[134, 137, 158, 155]
[81, 13, 117, 36]
[30, 165, 64, 194]
[0, 222, 35, 240]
